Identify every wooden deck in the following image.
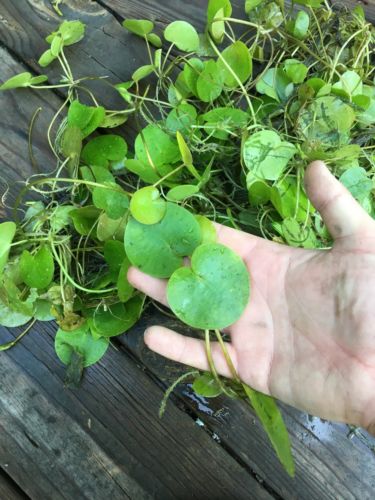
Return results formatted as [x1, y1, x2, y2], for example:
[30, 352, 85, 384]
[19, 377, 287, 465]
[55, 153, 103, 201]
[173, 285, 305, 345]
[0, 1, 374, 498]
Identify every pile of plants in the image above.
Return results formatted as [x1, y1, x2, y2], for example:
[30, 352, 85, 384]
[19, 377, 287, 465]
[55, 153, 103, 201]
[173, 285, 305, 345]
[0, 0, 374, 475]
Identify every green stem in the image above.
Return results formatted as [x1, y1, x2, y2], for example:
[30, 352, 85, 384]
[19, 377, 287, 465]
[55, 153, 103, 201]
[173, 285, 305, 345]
[0, 319, 37, 351]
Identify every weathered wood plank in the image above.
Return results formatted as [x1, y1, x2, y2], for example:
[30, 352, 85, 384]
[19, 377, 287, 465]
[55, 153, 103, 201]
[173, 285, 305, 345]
[0, 322, 271, 500]
[96, 0, 375, 28]
[120, 308, 375, 500]
[0, 468, 28, 500]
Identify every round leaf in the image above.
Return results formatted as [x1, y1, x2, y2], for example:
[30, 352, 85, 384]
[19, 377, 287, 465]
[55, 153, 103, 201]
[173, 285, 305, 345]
[130, 186, 167, 225]
[193, 372, 223, 397]
[89, 298, 142, 337]
[132, 64, 155, 82]
[55, 323, 109, 367]
[164, 21, 199, 52]
[20, 246, 55, 289]
[68, 100, 105, 138]
[125, 202, 202, 278]
[217, 41, 252, 88]
[167, 243, 250, 330]
[92, 183, 129, 220]
[38, 49, 57, 67]
[135, 125, 180, 168]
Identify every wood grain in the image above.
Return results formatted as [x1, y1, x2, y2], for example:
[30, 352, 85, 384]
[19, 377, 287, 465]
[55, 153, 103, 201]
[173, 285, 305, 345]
[0, 321, 271, 500]
[0, 468, 28, 500]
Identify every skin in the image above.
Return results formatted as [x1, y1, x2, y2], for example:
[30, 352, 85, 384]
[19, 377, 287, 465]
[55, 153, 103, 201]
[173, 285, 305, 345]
[128, 161, 375, 434]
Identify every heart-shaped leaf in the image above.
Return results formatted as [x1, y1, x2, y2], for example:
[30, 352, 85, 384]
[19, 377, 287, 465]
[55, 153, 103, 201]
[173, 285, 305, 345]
[81, 135, 127, 168]
[92, 183, 129, 220]
[69, 206, 101, 236]
[125, 202, 201, 278]
[20, 246, 55, 289]
[130, 186, 166, 225]
[256, 68, 294, 102]
[0, 222, 16, 278]
[184, 58, 205, 96]
[55, 323, 109, 367]
[88, 298, 143, 337]
[283, 59, 308, 84]
[166, 103, 197, 134]
[167, 243, 250, 330]
[47, 20, 86, 46]
[217, 41, 252, 88]
[164, 21, 199, 52]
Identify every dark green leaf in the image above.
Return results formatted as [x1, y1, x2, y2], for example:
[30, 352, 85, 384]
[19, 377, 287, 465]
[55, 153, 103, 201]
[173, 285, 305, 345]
[81, 135, 128, 168]
[135, 125, 180, 168]
[0, 222, 16, 277]
[196, 60, 224, 102]
[67, 100, 105, 138]
[20, 246, 55, 289]
[125, 202, 201, 278]
[69, 206, 101, 235]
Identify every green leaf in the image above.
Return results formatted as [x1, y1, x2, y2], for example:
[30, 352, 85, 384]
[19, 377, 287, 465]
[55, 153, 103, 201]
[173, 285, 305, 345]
[88, 298, 142, 337]
[245, 0, 263, 12]
[196, 60, 224, 103]
[69, 206, 101, 235]
[50, 205, 75, 233]
[124, 159, 160, 184]
[280, 218, 317, 249]
[0, 300, 32, 328]
[125, 203, 201, 278]
[100, 111, 128, 129]
[246, 172, 271, 205]
[55, 322, 109, 367]
[146, 33, 162, 48]
[193, 372, 223, 397]
[270, 177, 312, 222]
[135, 125, 180, 168]
[167, 185, 199, 201]
[217, 41, 252, 88]
[243, 130, 296, 181]
[164, 21, 199, 52]
[67, 100, 105, 138]
[289, 10, 310, 40]
[207, 0, 232, 42]
[339, 167, 373, 203]
[283, 59, 308, 84]
[243, 385, 295, 477]
[50, 34, 63, 56]
[167, 243, 250, 330]
[130, 186, 167, 225]
[34, 299, 55, 322]
[194, 216, 217, 244]
[202, 107, 248, 139]
[30, 75, 49, 85]
[256, 68, 293, 102]
[96, 213, 126, 242]
[176, 131, 193, 166]
[0, 72, 33, 90]
[48, 20, 86, 46]
[103, 240, 126, 276]
[20, 246, 55, 289]
[184, 58, 205, 97]
[0, 222, 16, 277]
[132, 64, 155, 82]
[294, 0, 323, 7]
[61, 125, 82, 161]
[92, 183, 129, 220]
[81, 135, 128, 168]
[297, 96, 356, 147]
[123, 19, 154, 36]
[332, 70, 363, 99]
[166, 103, 197, 134]
[38, 49, 57, 67]
[117, 258, 134, 303]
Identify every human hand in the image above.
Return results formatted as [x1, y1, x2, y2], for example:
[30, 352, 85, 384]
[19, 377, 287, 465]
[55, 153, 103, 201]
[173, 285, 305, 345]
[128, 161, 375, 433]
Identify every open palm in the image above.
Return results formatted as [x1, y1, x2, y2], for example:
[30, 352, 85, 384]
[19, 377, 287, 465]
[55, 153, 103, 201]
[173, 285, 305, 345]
[128, 161, 375, 433]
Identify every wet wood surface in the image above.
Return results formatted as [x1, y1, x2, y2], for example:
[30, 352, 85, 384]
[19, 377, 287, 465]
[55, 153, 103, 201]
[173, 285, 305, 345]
[0, 1, 374, 499]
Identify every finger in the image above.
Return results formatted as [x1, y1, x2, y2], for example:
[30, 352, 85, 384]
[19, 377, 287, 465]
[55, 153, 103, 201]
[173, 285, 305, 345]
[127, 267, 168, 306]
[305, 161, 373, 240]
[144, 326, 237, 378]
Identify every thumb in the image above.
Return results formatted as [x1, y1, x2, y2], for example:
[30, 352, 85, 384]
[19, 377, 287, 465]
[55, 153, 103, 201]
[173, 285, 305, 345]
[304, 161, 373, 241]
